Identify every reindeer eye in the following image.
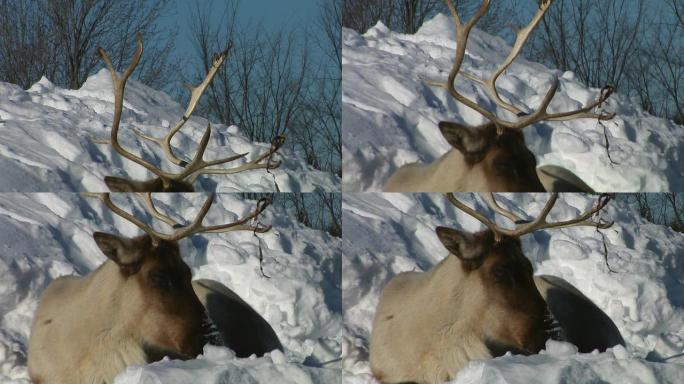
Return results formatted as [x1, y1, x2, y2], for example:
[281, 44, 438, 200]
[492, 267, 515, 285]
[150, 271, 174, 290]
[494, 160, 518, 178]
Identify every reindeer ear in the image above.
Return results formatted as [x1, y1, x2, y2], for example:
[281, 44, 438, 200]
[439, 122, 496, 163]
[104, 176, 135, 192]
[435, 227, 485, 271]
[93, 232, 144, 275]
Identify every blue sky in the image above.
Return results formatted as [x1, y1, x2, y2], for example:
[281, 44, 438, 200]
[164, 0, 324, 59]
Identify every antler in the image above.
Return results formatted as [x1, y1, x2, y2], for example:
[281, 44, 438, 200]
[446, 193, 613, 241]
[83, 192, 272, 245]
[132, 42, 234, 166]
[97, 34, 175, 181]
[96, 35, 285, 190]
[185, 135, 286, 183]
[426, 0, 615, 134]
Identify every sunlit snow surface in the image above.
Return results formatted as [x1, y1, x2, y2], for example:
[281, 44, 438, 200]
[0, 193, 341, 383]
[342, 193, 684, 383]
[342, 15, 684, 192]
[0, 70, 339, 192]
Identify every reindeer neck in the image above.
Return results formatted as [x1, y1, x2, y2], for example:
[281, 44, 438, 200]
[76, 261, 147, 382]
[427, 149, 489, 192]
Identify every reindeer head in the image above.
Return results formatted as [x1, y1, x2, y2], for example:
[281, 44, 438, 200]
[95, 35, 285, 192]
[439, 122, 543, 191]
[93, 233, 208, 359]
[436, 227, 550, 355]
[423, 0, 614, 192]
[442, 192, 613, 356]
[87, 193, 272, 361]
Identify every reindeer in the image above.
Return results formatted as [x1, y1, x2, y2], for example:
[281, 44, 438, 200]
[27, 193, 282, 384]
[383, 0, 615, 193]
[369, 193, 624, 384]
[94, 35, 285, 192]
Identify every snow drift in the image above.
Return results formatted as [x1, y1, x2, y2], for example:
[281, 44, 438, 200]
[342, 15, 684, 192]
[0, 193, 341, 383]
[342, 193, 684, 383]
[0, 70, 339, 192]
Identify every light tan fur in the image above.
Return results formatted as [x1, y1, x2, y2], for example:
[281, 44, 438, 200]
[28, 261, 153, 384]
[371, 195, 620, 383]
[383, 124, 545, 192]
[28, 198, 280, 383]
[370, 260, 624, 384]
[384, 151, 594, 192]
[384, 150, 490, 192]
[28, 264, 284, 384]
[370, 255, 492, 383]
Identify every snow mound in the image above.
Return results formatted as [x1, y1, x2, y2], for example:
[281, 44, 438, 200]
[0, 193, 341, 383]
[114, 347, 338, 384]
[0, 70, 339, 192]
[342, 193, 684, 383]
[451, 341, 682, 384]
[342, 15, 684, 192]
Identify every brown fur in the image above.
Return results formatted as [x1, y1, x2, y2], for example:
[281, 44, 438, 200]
[370, 228, 551, 384]
[105, 176, 195, 192]
[384, 123, 545, 192]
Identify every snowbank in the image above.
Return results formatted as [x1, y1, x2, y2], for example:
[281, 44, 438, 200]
[114, 347, 339, 384]
[0, 71, 339, 192]
[342, 16, 684, 192]
[0, 193, 341, 383]
[342, 193, 684, 383]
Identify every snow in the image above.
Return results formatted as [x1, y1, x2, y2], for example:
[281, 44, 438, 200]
[114, 347, 339, 384]
[452, 341, 683, 384]
[342, 193, 684, 383]
[342, 15, 684, 192]
[0, 70, 339, 192]
[0, 193, 341, 383]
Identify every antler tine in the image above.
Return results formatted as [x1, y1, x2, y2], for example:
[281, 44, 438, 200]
[446, 192, 507, 240]
[169, 122, 249, 181]
[133, 41, 234, 166]
[83, 192, 168, 245]
[201, 197, 273, 234]
[541, 85, 616, 122]
[430, 0, 615, 134]
[483, 193, 525, 223]
[460, 0, 552, 117]
[137, 193, 181, 228]
[502, 193, 613, 237]
[98, 34, 178, 182]
[185, 135, 286, 184]
[520, 193, 614, 233]
[432, 1, 497, 123]
[84, 192, 272, 244]
[446, 193, 613, 240]
[510, 193, 559, 235]
[167, 194, 273, 240]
